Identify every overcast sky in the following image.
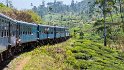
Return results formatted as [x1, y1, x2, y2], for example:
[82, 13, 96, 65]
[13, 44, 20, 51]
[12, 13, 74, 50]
[0, 0, 83, 10]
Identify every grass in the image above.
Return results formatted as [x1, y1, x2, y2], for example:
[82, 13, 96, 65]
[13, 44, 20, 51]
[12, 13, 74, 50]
[6, 34, 124, 70]
[22, 37, 124, 70]
[23, 39, 74, 70]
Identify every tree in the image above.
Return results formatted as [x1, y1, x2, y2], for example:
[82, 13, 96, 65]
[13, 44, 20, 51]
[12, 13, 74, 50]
[118, 0, 124, 22]
[6, 0, 9, 7]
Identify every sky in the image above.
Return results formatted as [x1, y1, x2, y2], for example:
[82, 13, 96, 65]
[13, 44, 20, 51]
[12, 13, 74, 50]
[0, 0, 83, 10]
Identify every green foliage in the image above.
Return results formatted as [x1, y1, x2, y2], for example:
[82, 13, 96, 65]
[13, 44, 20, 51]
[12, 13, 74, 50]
[6, 33, 124, 70]
[0, 3, 42, 24]
[62, 33, 124, 70]
[0, 3, 12, 12]
[26, 10, 42, 24]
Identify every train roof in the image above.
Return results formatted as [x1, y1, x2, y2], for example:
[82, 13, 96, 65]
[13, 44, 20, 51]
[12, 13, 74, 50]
[16, 20, 37, 26]
[0, 13, 14, 21]
[55, 26, 66, 29]
[39, 24, 67, 29]
[39, 24, 55, 27]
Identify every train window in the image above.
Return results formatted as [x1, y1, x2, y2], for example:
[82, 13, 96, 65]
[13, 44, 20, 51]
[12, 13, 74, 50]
[29, 32, 31, 34]
[26, 31, 28, 35]
[19, 31, 21, 35]
[28, 31, 30, 35]
[1, 31, 3, 37]
[28, 28, 30, 35]
[51, 32, 53, 34]
[19, 30, 20, 36]
[2, 19, 4, 22]
[7, 31, 9, 37]
[29, 31, 31, 35]
[17, 25, 19, 29]
[23, 31, 25, 34]
[27, 27, 28, 35]
[6, 30, 7, 37]
[30, 30, 31, 34]
[29, 28, 31, 34]
[21, 31, 23, 35]
[4, 30, 6, 37]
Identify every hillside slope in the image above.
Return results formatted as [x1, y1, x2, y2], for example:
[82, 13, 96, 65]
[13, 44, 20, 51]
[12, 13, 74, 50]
[0, 3, 42, 24]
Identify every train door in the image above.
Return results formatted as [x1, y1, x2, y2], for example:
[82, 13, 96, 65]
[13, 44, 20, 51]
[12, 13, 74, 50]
[10, 21, 17, 46]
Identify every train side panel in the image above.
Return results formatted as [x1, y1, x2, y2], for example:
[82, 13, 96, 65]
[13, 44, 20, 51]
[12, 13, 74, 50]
[56, 27, 61, 38]
[17, 21, 37, 43]
[0, 14, 16, 52]
[48, 26, 54, 39]
[60, 28, 65, 38]
[38, 25, 47, 40]
[0, 16, 8, 53]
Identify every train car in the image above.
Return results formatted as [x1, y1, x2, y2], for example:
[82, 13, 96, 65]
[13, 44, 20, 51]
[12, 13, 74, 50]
[60, 27, 66, 38]
[47, 25, 55, 39]
[55, 26, 61, 38]
[65, 28, 70, 37]
[0, 14, 17, 53]
[16, 21, 37, 44]
[38, 25, 55, 40]
[0, 13, 70, 63]
[55, 26, 67, 38]
[38, 25, 48, 40]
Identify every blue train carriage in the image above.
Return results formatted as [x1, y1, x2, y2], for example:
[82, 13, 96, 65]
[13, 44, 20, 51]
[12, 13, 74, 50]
[37, 25, 48, 40]
[56, 26, 66, 38]
[55, 26, 66, 38]
[55, 26, 61, 38]
[60, 27, 66, 38]
[0, 14, 17, 53]
[65, 28, 70, 37]
[16, 21, 37, 44]
[47, 25, 55, 39]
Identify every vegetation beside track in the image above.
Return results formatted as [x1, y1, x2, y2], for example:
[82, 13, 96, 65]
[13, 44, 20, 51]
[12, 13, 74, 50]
[5, 34, 124, 70]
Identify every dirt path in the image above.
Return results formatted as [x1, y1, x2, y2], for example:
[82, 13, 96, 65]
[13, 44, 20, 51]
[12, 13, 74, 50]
[14, 56, 31, 70]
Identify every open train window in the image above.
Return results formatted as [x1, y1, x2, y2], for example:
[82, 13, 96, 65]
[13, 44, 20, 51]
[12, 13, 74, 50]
[1, 31, 3, 37]
[30, 32, 31, 34]
[2, 19, 4, 22]
[23, 31, 25, 34]
[4, 30, 6, 37]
